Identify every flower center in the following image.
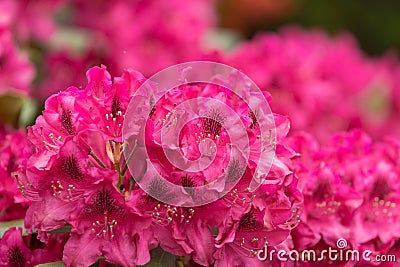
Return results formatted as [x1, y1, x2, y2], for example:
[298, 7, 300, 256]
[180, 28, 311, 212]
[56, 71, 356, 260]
[86, 188, 124, 240]
[86, 188, 124, 217]
[248, 110, 259, 129]
[370, 177, 391, 200]
[201, 108, 225, 139]
[111, 96, 122, 117]
[61, 107, 75, 135]
[7, 246, 26, 267]
[312, 179, 332, 201]
[62, 155, 84, 182]
[238, 208, 262, 231]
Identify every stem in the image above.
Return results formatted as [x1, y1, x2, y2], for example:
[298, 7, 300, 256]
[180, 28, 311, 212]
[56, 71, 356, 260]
[121, 141, 138, 176]
[89, 151, 107, 168]
[114, 142, 125, 192]
[47, 224, 72, 234]
[175, 256, 185, 267]
[116, 164, 124, 192]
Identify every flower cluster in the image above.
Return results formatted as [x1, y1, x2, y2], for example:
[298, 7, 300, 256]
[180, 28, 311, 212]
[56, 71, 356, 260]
[0, 20, 34, 95]
[0, 0, 64, 43]
[14, 65, 301, 266]
[286, 130, 400, 265]
[68, 0, 216, 76]
[0, 0, 217, 100]
[0, 129, 30, 222]
[226, 27, 400, 142]
[0, 227, 66, 267]
[16, 66, 153, 266]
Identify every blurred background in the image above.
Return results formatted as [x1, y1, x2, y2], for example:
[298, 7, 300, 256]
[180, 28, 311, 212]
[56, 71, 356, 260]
[218, 0, 400, 55]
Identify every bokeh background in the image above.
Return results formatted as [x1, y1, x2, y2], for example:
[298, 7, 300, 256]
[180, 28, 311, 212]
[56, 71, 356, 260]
[219, 0, 400, 55]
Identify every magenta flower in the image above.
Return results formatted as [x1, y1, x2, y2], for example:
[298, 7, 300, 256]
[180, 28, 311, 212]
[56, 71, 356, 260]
[0, 227, 33, 267]
[214, 170, 301, 266]
[18, 65, 155, 265]
[287, 130, 400, 262]
[0, 0, 64, 42]
[0, 227, 66, 266]
[0, 25, 34, 95]
[63, 177, 153, 267]
[120, 62, 302, 266]
[68, 0, 215, 76]
[22, 139, 105, 236]
[17, 62, 305, 266]
[0, 130, 30, 222]
[226, 27, 400, 142]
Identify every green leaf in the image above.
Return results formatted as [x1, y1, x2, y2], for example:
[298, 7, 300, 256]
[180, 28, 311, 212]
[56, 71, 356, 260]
[0, 93, 39, 128]
[18, 96, 39, 127]
[35, 261, 65, 267]
[0, 94, 25, 127]
[46, 224, 72, 234]
[140, 247, 177, 267]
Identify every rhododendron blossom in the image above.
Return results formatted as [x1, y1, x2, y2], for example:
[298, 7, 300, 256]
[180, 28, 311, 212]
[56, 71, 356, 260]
[0, 130, 30, 222]
[287, 130, 400, 265]
[0, 227, 65, 266]
[68, 0, 216, 76]
[14, 63, 302, 266]
[0, 25, 34, 95]
[121, 62, 302, 266]
[17, 65, 154, 266]
[226, 27, 400, 142]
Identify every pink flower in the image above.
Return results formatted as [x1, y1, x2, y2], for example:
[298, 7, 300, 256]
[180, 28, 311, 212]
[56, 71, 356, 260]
[0, 227, 66, 266]
[63, 177, 153, 267]
[0, 130, 30, 222]
[121, 63, 302, 266]
[68, 0, 216, 76]
[214, 171, 301, 266]
[22, 139, 104, 234]
[18, 65, 155, 265]
[131, 185, 231, 266]
[287, 130, 400, 261]
[0, 227, 33, 267]
[0, 26, 34, 95]
[226, 26, 400, 142]
[19, 63, 303, 266]
[0, 0, 64, 42]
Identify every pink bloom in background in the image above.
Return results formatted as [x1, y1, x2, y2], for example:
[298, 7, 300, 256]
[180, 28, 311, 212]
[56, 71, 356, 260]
[225, 27, 400, 143]
[34, 49, 104, 100]
[0, 227, 34, 267]
[0, 0, 218, 100]
[69, 0, 216, 76]
[0, 0, 66, 43]
[0, 26, 34, 95]
[287, 130, 400, 265]
[0, 130, 30, 222]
